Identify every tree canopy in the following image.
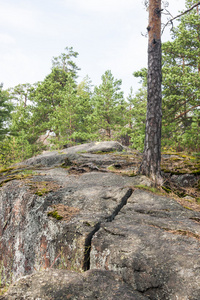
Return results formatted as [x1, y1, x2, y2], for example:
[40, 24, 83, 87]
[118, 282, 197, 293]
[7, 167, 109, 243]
[0, 1, 199, 169]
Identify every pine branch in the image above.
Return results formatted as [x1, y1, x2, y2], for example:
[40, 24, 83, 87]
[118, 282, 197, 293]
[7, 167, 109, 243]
[163, 104, 200, 126]
[162, 2, 200, 34]
[174, 104, 200, 120]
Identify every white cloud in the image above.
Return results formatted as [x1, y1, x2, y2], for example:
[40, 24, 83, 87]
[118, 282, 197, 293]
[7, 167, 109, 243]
[0, 33, 15, 44]
[0, 0, 187, 95]
[0, 49, 49, 89]
[0, 3, 39, 31]
[62, 0, 140, 14]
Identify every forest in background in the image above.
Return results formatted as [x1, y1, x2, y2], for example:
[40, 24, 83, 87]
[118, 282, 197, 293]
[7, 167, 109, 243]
[0, 0, 199, 168]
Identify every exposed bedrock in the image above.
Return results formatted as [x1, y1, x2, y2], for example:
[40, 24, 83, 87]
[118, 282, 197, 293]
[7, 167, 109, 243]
[0, 141, 200, 299]
[90, 189, 200, 300]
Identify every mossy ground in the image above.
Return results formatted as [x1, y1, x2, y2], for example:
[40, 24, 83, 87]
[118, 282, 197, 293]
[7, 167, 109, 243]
[134, 185, 165, 196]
[106, 150, 200, 211]
[0, 172, 34, 187]
[0, 149, 199, 212]
[161, 151, 200, 175]
[0, 165, 61, 197]
[27, 180, 61, 196]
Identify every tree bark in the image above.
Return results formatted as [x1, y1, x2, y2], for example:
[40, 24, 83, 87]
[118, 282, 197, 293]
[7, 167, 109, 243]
[139, 0, 163, 185]
[196, 4, 200, 74]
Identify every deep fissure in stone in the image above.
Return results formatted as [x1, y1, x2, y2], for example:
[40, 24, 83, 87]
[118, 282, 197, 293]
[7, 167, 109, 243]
[106, 188, 133, 222]
[83, 222, 101, 271]
[83, 188, 133, 271]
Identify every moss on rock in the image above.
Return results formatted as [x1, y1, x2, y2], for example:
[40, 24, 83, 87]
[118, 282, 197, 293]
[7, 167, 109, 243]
[47, 210, 63, 220]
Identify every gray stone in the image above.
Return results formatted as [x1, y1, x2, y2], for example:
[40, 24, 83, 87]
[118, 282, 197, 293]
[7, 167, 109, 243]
[0, 174, 133, 282]
[16, 141, 124, 168]
[90, 189, 200, 300]
[64, 141, 124, 154]
[0, 269, 149, 300]
[1, 142, 200, 299]
[171, 173, 198, 187]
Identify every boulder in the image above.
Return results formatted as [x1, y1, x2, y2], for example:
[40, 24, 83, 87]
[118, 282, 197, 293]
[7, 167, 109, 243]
[17, 141, 124, 168]
[171, 173, 198, 187]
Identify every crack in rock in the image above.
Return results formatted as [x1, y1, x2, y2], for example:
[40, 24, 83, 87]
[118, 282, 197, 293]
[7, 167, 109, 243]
[83, 222, 101, 271]
[83, 188, 133, 271]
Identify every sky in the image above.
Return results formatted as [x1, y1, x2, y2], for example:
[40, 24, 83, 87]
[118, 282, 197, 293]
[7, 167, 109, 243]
[0, 0, 186, 97]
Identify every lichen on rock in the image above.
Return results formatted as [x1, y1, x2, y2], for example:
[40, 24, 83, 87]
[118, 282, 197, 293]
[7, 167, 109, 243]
[0, 141, 200, 299]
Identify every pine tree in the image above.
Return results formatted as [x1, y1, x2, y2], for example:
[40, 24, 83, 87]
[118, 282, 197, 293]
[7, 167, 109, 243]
[31, 47, 80, 140]
[0, 84, 12, 140]
[91, 70, 125, 140]
[52, 46, 80, 79]
[127, 86, 147, 151]
[139, 0, 163, 184]
[162, 0, 200, 151]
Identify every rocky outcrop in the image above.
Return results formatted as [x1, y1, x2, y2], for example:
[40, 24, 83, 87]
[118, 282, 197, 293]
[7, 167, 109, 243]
[91, 189, 200, 300]
[0, 269, 149, 300]
[0, 141, 200, 299]
[16, 141, 124, 168]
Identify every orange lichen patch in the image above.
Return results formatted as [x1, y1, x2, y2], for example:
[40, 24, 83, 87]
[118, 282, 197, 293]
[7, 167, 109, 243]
[104, 254, 110, 271]
[47, 204, 80, 222]
[40, 235, 50, 269]
[12, 198, 24, 223]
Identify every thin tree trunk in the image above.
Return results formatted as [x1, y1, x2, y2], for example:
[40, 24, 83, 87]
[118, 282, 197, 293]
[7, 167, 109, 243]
[182, 57, 187, 126]
[196, 4, 200, 74]
[139, 0, 163, 185]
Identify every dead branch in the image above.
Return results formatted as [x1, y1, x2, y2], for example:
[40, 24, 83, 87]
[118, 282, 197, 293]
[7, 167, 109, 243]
[174, 104, 200, 120]
[162, 1, 200, 34]
[163, 104, 200, 126]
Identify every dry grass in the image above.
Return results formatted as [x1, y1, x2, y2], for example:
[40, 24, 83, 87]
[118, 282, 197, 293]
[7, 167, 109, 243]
[47, 204, 80, 222]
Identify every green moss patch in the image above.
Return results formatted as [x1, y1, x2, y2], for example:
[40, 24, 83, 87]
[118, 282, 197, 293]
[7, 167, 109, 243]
[28, 181, 61, 196]
[161, 151, 200, 175]
[61, 158, 73, 168]
[134, 185, 165, 196]
[0, 165, 41, 188]
[47, 210, 63, 220]
[196, 198, 200, 204]
[0, 173, 33, 187]
[47, 204, 80, 222]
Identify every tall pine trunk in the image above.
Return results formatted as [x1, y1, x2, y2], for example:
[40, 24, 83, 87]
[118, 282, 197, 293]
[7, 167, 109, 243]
[197, 4, 200, 74]
[139, 0, 163, 185]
